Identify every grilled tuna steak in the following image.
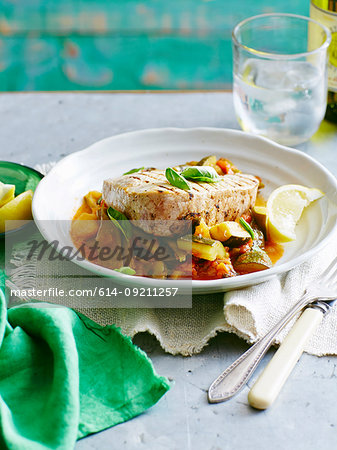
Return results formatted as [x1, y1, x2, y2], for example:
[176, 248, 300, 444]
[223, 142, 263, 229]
[102, 169, 259, 236]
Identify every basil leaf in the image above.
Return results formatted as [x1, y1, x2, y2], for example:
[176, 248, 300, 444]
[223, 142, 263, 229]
[239, 217, 255, 240]
[114, 266, 136, 275]
[107, 207, 132, 240]
[123, 167, 144, 175]
[107, 207, 128, 222]
[165, 168, 191, 190]
[181, 166, 220, 182]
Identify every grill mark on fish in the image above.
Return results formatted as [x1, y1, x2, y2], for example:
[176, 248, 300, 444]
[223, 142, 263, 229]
[194, 183, 209, 192]
[129, 172, 165, 183]
[218, 178, 237, 188]
[157, 184, 183, 193]
[136, 171, 165, 180]
[189, 184, 205, 193]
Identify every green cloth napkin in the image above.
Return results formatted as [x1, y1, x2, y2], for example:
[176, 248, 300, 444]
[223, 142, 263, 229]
[0, 273, 170, 449]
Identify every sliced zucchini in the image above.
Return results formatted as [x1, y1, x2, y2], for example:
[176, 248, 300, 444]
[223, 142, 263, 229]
[252, 206, 268, 236]
[233, 246, 272, 274]
[197, 155, 223, 175]
[151, 261, 167, 278]
[168, 241, 187, 262]
[210, 221, 251, 247]
[197, 155, 217, 166]
[177, 235, 227, 261]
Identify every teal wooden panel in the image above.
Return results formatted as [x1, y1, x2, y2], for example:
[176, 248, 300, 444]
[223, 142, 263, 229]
[0, 35, 232, 90]
[0, 0, 309, 33]
[61, 36, 233, 90]
[0, 0, 310, 91]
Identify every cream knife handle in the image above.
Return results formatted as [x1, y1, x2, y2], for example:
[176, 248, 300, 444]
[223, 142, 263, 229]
[248, 307, 324, 410]
[208, 293, 317, 403]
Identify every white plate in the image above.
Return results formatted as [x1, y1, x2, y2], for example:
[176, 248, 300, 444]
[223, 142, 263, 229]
[32, 128, 337, 294]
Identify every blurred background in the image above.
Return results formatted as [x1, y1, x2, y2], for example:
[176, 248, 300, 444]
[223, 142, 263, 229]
[0, 0, 308, 91]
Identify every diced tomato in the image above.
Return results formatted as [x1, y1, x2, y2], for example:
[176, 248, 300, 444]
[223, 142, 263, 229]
[192, 257, 236, 280]
[240, 211, 252, 224]
[216, 158, 235, 175]
[229, 239, 253, 260]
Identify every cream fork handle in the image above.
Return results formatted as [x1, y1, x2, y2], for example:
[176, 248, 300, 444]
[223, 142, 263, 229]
[248, 307, 324, 410]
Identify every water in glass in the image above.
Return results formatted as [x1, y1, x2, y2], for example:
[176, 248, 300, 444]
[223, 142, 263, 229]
[233, 59, 327, 146]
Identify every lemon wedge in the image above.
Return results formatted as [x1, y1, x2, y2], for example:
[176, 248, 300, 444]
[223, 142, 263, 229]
[0, 190, 33, 233]
[266, 185, 324, 243]
[0, 182, 15, 208]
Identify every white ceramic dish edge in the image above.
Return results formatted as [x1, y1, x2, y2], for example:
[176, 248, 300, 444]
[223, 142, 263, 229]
[32, 128, 337, 294]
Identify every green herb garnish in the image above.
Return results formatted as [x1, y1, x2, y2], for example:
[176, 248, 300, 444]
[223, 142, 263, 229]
[114, 266, 136, 275]
[239, 217, 255, 240]
[97, 195, 103, 205]
[165, 168, 191, 190]
[107, 207, 132, 240]
[123, 167, 144, 175]
[181, 166, 220, 183]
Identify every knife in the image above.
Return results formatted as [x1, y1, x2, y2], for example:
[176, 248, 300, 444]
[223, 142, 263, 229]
[208, 291, 321, 404]
[248, 299, 335, 410]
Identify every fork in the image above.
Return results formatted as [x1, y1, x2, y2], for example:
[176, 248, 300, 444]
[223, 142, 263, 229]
[208, 255, 337, 404]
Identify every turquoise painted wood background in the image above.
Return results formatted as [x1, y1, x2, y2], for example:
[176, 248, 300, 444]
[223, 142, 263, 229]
[0, 0, 309, 91]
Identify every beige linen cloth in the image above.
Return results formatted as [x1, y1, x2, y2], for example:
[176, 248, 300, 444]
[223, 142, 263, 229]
[6, 162, 336, 357]
[6, 230, 337, 357]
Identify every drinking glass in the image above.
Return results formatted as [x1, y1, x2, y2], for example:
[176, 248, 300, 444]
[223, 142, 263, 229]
[232, 13, 331, 146]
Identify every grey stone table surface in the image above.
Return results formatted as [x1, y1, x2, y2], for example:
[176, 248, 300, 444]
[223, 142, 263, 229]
[1, 92, 337, 450]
